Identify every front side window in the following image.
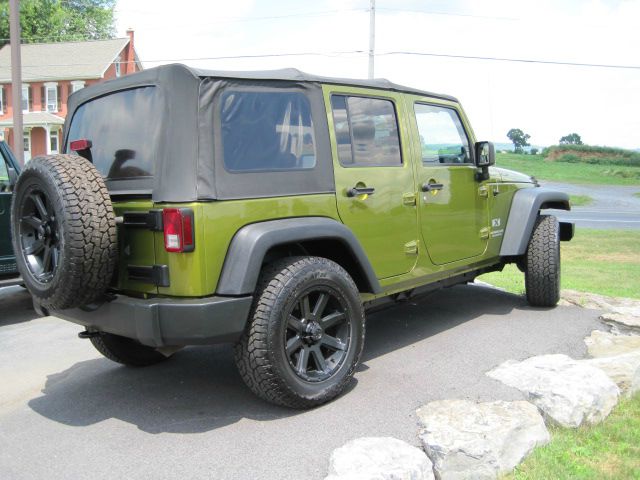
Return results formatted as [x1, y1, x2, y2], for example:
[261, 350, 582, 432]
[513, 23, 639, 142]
[330, 95, 402, 167]
[220, 91, 316, 172]
[414, 103, 471, 164]
[66, 87, 159, 180]
[45, 84, 57, 112]
[0, 151, 8, 184]
[21, 86, 29, 112]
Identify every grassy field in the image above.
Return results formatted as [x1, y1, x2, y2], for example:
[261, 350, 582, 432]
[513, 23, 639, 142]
[634, 192, 640, 198]
[495, 153, 640, 185]
[479, 228, 640, 299]
[569, 194, 593, 206]
[508, 394, 640, 480]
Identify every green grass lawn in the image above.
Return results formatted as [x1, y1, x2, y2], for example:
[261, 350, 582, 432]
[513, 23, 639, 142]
[508, 394, 640, 480]
[479, 228, 640, 299]
[569, 194, 593, 206]
[634, 192, 640, 198]
[496, 153, 640, 185]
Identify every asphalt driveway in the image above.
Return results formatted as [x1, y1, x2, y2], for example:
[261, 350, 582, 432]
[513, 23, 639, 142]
[0, 284, 603, 479]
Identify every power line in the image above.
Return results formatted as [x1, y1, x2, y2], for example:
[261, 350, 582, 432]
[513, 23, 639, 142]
[377, 51, 640, 70]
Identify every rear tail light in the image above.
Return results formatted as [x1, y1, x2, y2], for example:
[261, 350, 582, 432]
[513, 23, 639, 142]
[162, 208, 195, 253]
[69, 139, 92, 151]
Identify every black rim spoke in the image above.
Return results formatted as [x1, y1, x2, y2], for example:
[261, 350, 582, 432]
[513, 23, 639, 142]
[320, 311, 346, 329]
[21, 215, 43, 230]
[24, 240, 44, 255]
[296, 346, 310, 375]
[312, 292, 329, 318]
[287, 315, 304, 333]
[321, 334, 347, 351]
[31, 194, 48, 220]
[285, 288, 352, 383]
[42, 245, 53, 272]
[286, 335, 303, 355]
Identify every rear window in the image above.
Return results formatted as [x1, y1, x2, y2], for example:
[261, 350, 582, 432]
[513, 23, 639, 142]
[65, 87, 160, 180]
[220, 91, 316, 172]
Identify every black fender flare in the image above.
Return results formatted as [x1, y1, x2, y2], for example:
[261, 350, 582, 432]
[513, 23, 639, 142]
[216, 217, 382, 296]
[500, 187, 571, 257]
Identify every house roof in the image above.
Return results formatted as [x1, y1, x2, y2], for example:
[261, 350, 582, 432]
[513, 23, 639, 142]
[0, 38, 135, 83]
[0, 111, 64, 126]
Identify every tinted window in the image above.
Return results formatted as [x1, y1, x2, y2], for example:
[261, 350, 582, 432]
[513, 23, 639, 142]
[66, 87, 159, 180]
[331, 95, 402, 167]
[220, 91, 316, 172]
[414, 103, 470, 164]
[0, 153, 8, 189]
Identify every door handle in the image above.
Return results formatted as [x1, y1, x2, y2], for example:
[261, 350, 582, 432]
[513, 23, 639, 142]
[422, 182, 444, 192]
[347, 186, 376, 197]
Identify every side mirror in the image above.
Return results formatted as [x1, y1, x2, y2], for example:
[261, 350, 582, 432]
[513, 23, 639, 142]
[7, 167, 18, 185]
[475, 141, 495, 167]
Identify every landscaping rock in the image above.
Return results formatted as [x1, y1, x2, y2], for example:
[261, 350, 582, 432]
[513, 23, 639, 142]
[582, 351, 640, 397]
[326, 437, 434, 480]
[585, 330, 640, 358]
[416, 400, 549, 480]
[487, 354, 619, 428]
[599, 312, 640, 335]
[560, 290, 640, 314]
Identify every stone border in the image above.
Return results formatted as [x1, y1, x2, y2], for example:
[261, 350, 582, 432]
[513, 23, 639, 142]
[325, 292, 640, 480]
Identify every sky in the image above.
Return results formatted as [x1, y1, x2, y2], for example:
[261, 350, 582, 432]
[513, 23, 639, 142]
[115, 0, 640, 149]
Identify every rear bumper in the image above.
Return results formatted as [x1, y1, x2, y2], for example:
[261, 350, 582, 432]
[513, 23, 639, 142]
[54, 294, 253, 347]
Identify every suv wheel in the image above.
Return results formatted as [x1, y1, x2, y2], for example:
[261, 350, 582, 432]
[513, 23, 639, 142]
[11, 154, 117, 310]
[524, 215, 561, 307]
[234, 256, 365, 408]
[90, 333, 168, 367]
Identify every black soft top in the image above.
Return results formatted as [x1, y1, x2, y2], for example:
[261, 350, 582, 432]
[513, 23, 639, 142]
[64, 64, 458, 202]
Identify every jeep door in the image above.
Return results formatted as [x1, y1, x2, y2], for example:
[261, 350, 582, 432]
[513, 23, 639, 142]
[0, 142, 17, 276]
[326, 88, 418, 279]
[408, 100, 488, 265]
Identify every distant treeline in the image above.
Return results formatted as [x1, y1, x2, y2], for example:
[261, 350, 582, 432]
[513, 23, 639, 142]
[542, 145, 640, 167]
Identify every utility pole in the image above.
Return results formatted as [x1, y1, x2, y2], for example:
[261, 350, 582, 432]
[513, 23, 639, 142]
[368, 0, 375, 79]
[10, 0, 23, 166]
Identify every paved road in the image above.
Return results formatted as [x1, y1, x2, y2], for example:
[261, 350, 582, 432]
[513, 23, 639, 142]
[541, 181, 640, 229]
[0, 284, 604, 480]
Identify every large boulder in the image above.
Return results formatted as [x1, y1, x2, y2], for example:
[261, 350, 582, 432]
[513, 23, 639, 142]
[416, 400, 549, 480]
[581, 351, 640, 397]
[326, 437, 434, 480]
[599, 312, 640, 336]
[487, 354, 619, 428]
[585, 330, 640, 358]
[560, 290, 640, 314]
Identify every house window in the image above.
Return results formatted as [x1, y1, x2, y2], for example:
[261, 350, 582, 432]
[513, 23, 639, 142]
[21, 85, 29, 112]
[50, 130, 59, 153]
[115, 56, 121, 77]
[71, 80, 85, 93]
[45, 83, 58, 112]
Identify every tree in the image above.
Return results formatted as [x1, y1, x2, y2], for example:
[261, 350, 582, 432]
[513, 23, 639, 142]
[0, 0, 116, 47]
[507, 128, 531, 154]
[559, 133, 583, 145]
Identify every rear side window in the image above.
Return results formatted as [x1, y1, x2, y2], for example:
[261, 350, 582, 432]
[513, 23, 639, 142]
[414, 103, 471, 164]
[65, 87, 160, 179]
[330, 95, 402, 167]
[220, 91, 316, 172]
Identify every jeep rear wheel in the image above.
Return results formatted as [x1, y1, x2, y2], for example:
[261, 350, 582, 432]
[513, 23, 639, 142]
[11, 154, 117, 310]
[90, 333, 168, 367]
[234, 256, 365, 408]
[524, 215, 561, 307]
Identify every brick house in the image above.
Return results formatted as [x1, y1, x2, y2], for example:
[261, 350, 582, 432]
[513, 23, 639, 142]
[0, 30, 142, 161]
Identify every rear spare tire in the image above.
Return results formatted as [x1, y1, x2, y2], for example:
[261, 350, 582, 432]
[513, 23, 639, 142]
[11, 154, 117, 310]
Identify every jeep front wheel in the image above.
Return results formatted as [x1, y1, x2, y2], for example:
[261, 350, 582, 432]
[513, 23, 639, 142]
[234, 256, 365, 408]
[524, 215, 561, 307]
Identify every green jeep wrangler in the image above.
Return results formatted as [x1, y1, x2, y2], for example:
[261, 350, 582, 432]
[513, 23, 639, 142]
[11, 64, 573, 408]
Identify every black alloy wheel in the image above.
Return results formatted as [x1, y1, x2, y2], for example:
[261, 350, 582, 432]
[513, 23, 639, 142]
[284, 287, 351, 383]
[17, 187, 61, 283]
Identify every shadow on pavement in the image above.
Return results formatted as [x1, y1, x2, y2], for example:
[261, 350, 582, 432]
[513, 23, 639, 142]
[28, 284, 527, 434]
[0, 286, 36, 326]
